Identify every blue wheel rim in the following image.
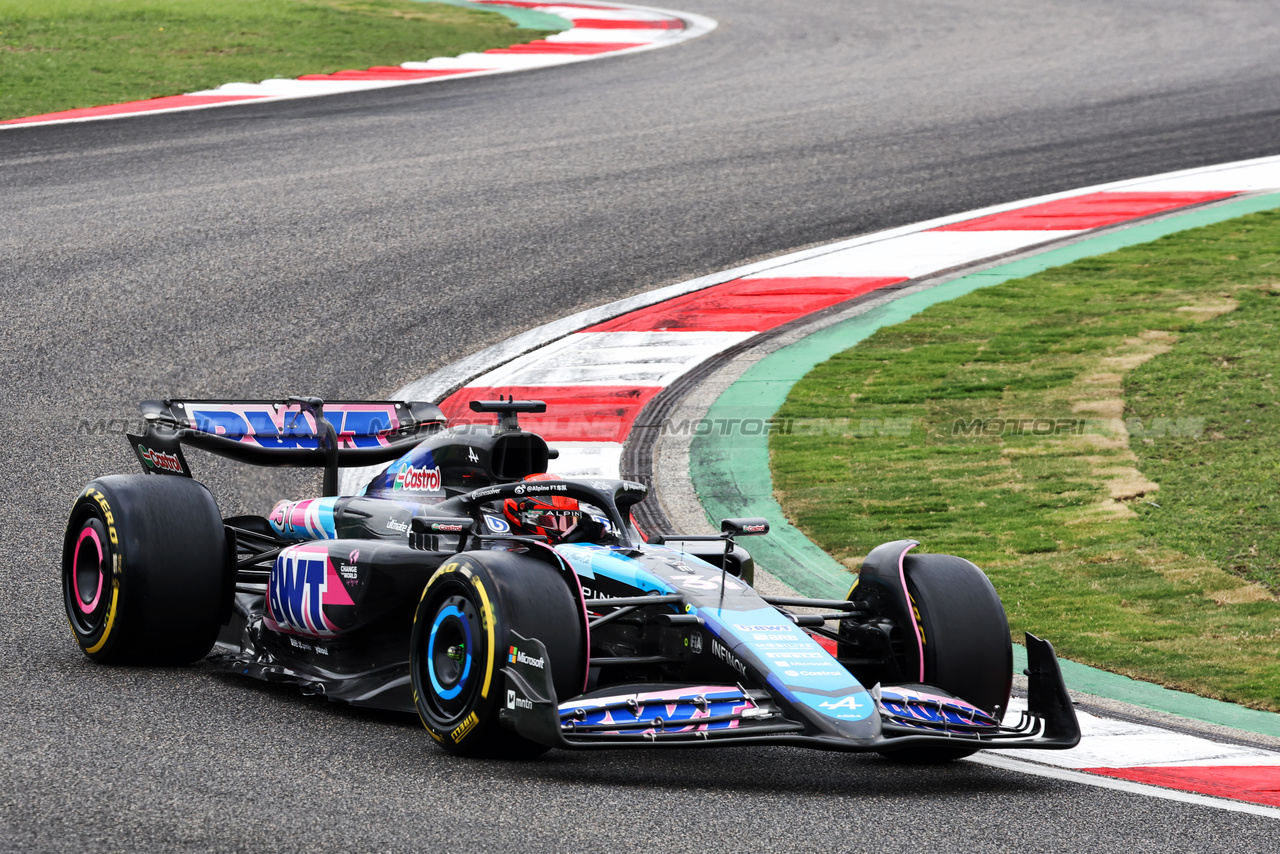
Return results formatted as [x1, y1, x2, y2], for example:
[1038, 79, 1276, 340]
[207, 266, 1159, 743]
[427, 604, 473, 700]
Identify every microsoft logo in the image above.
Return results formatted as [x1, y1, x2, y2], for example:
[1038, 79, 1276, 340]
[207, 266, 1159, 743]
[507, 645, 545, 670]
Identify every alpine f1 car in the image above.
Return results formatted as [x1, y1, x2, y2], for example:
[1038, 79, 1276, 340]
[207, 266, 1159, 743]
[63, 395, 1079, 760]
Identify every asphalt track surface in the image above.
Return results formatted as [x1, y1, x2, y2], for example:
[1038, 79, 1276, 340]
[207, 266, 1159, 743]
[3, 0, 1280, 850]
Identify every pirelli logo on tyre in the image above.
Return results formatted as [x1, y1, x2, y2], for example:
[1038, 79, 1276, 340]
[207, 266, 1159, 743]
[419, 563, 461, 612]
[452, 711, 480, 743]
[85, 488, 118, 545]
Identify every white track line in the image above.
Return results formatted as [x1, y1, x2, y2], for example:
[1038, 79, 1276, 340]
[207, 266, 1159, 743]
[741, 230, 1081, 279]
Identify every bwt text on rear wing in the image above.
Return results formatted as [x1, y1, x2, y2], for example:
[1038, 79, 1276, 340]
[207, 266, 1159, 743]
[126, 397, 445, 495]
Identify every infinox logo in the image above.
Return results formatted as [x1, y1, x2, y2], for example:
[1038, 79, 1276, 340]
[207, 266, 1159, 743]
[138, 445, 183, 473]
[394, 463, 441, 492]
[710, 639, 747, 675]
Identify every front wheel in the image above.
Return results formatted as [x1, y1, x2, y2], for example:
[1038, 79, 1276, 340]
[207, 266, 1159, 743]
[880, 553, 1012, 763]
[410, 550, 585, 758]
[62, 475, 231, 665]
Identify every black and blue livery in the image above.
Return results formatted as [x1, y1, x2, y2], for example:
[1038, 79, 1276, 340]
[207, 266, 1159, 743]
[61, 396, 1079, 761]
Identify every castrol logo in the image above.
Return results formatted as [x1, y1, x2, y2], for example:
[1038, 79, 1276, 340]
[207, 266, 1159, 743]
[139, 445, 183, 473]
[394, 464, 442, 492]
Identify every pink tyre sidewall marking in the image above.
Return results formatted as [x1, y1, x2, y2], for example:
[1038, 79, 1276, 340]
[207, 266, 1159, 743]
[73, 526, 105, 615]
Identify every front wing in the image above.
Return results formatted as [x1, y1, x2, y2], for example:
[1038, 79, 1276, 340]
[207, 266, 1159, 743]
[499, 632, 1080, 753]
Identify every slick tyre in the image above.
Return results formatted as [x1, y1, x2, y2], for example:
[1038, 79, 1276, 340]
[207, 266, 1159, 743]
[411, 550, 585, 759]
[881, 553, 1012, 764]
[62, 475, 231, 665]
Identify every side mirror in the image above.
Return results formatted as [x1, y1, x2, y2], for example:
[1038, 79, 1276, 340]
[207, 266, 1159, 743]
[410, 515, 475, 552]
[721, 517, 769, 537]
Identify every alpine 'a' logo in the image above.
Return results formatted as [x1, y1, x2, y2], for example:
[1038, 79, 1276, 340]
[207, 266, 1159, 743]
[393, 463, 441, 492]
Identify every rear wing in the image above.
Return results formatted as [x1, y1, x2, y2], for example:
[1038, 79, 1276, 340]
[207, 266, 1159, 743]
[127, 397, 446, 495]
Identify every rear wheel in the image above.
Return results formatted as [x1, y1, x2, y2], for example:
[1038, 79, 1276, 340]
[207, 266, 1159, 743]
[411, 550, 585, 758]
[880, 553, 1012, 763]
[62, 475, 230, 664]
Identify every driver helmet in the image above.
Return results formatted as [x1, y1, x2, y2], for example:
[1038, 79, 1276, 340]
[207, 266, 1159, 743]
[503, 474, 582, 540]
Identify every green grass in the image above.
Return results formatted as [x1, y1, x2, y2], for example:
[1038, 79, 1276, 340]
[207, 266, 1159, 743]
[1128, 286, 1280, 589]
[771, 209, 1280, 709]
[0, 0, 554, 120]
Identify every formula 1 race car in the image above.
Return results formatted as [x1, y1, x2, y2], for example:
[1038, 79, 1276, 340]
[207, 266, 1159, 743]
[63, 396, 1079, 761]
